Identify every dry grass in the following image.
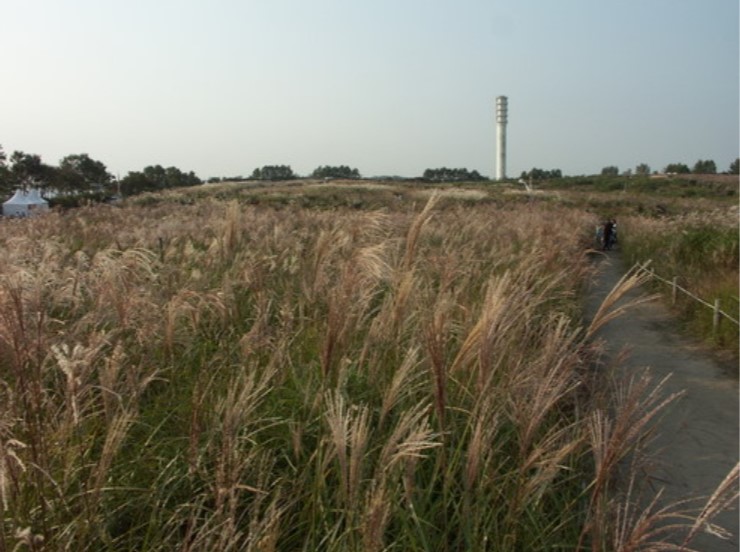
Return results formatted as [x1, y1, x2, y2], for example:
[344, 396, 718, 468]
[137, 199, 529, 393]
[619, 205, 739, 358]
[0, 186, 734, 550]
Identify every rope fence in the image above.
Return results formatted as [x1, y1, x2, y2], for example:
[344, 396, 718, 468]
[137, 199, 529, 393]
[639, 264, 739, 333]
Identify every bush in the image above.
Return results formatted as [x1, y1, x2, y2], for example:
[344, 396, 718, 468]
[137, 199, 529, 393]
[620, 211, 739, 358]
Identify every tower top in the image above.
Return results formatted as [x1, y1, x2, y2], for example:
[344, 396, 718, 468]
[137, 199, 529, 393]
[496, 96, 508, 124]
[495, 96, 508, 180]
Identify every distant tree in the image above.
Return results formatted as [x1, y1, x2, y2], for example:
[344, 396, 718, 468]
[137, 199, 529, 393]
[311, 165, 361, 179]
[9, 151, 54, 190]
[51, 165, 84, 194]
[635, 163, 651, 175]
[187, 171, 201, 186]
[729, 158, 740, 175]
[422, 167, 486, 182]
[664, 163, 690, 174]
[251, 165, 295, 181]
[0, 145, 9, 196]
[165, 166, 200, 188]
[139, 165, 199, 189]
[119, 171, 151, 196]
[62, 154, 111, 181]
[522, 168, 562, 180]
[58, 153, 112, 193]
[119, 164, 200, 196]
[208, 175, 252, 183]
[600, 166, 619, 176]
[692, 159, 716, 174]
[422, 168, 441, 181]
[144, 165, 168, 189]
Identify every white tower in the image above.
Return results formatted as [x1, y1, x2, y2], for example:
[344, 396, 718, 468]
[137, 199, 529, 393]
[495, 96, 508, 180]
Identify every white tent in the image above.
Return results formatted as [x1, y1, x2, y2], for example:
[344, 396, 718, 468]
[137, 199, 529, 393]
[2, 188, 50, 217]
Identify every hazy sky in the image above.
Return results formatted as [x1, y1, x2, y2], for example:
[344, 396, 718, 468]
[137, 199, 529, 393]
[1, 0, 738, 179]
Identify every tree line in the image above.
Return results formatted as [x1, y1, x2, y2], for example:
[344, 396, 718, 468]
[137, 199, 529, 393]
[0, 144, 202, 200]
[519, 168, 563, 181]
[4, 143, 737, 202]
[311, 165, 361, 179]
[248, 165, 363, 180]
[228, 165, 488, 182]
[119, 166, 201, 195]
[207, 165, 362, 182]
[601, 159, 739, 176]
[422, 167, 486, 182]
[0, 147, 113, 197]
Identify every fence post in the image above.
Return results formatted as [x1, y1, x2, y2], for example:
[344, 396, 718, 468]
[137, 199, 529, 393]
[713, 298, 721, 334]
[671, 277, 678, 305]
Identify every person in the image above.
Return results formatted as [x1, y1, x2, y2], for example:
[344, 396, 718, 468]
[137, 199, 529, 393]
[603, 219, 615, 250]
[595, 224, 604, 248]
[610, 219, 617, 247]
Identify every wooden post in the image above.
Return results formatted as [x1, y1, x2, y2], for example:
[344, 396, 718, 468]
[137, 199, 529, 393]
[671, 277, 678, 305]
[713, 298, 721, 334]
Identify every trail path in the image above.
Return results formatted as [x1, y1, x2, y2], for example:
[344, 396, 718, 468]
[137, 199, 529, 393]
[584, 252, 739, 551]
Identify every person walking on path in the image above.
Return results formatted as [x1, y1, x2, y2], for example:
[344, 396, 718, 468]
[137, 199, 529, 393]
[602, 219, 616, 250]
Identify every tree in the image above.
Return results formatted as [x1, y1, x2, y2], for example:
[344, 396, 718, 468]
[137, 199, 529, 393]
[0, 145, 9, 196]
[692, 159, 716, 174]
[165, 166, 200, 188]
[139, 165, 200, 190]
[600, 166, 619, 176]
[422, 167, 486, 182]
[9, 151, 53, 190]
[144, 165, 168, 189]
[119, 171, 151, 196]
[729, 158, 739, 175]
[635, 163, 651, 176]
[119, 164, 201, 196]
[664, 163, 690, 174]
[522, 168, 562, 180]
[311, 165, 361, 179]
[59, 153, 112, 193]
[51, 165, 85, 194]
[251, 165, 295, 181]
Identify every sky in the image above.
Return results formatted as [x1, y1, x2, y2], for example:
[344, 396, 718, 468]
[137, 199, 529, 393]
[1, 0, 738, 180]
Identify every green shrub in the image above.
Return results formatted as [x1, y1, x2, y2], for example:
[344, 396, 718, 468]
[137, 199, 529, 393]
[621, 213, 739, 359]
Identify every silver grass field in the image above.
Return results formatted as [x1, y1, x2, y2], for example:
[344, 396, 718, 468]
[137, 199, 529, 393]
[0, 185, 736, 551]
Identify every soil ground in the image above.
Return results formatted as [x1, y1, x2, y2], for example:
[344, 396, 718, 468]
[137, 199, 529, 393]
[584, 251, 739, 551]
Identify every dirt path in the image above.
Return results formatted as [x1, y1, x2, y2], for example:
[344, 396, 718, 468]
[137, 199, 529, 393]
[584, 252, 739, 551]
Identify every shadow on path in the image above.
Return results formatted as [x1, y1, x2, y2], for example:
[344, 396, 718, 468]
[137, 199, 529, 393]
[585, 251, 739, 551]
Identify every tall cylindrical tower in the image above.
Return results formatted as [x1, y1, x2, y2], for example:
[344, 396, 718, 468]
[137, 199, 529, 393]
[495, 96, 508, 181]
